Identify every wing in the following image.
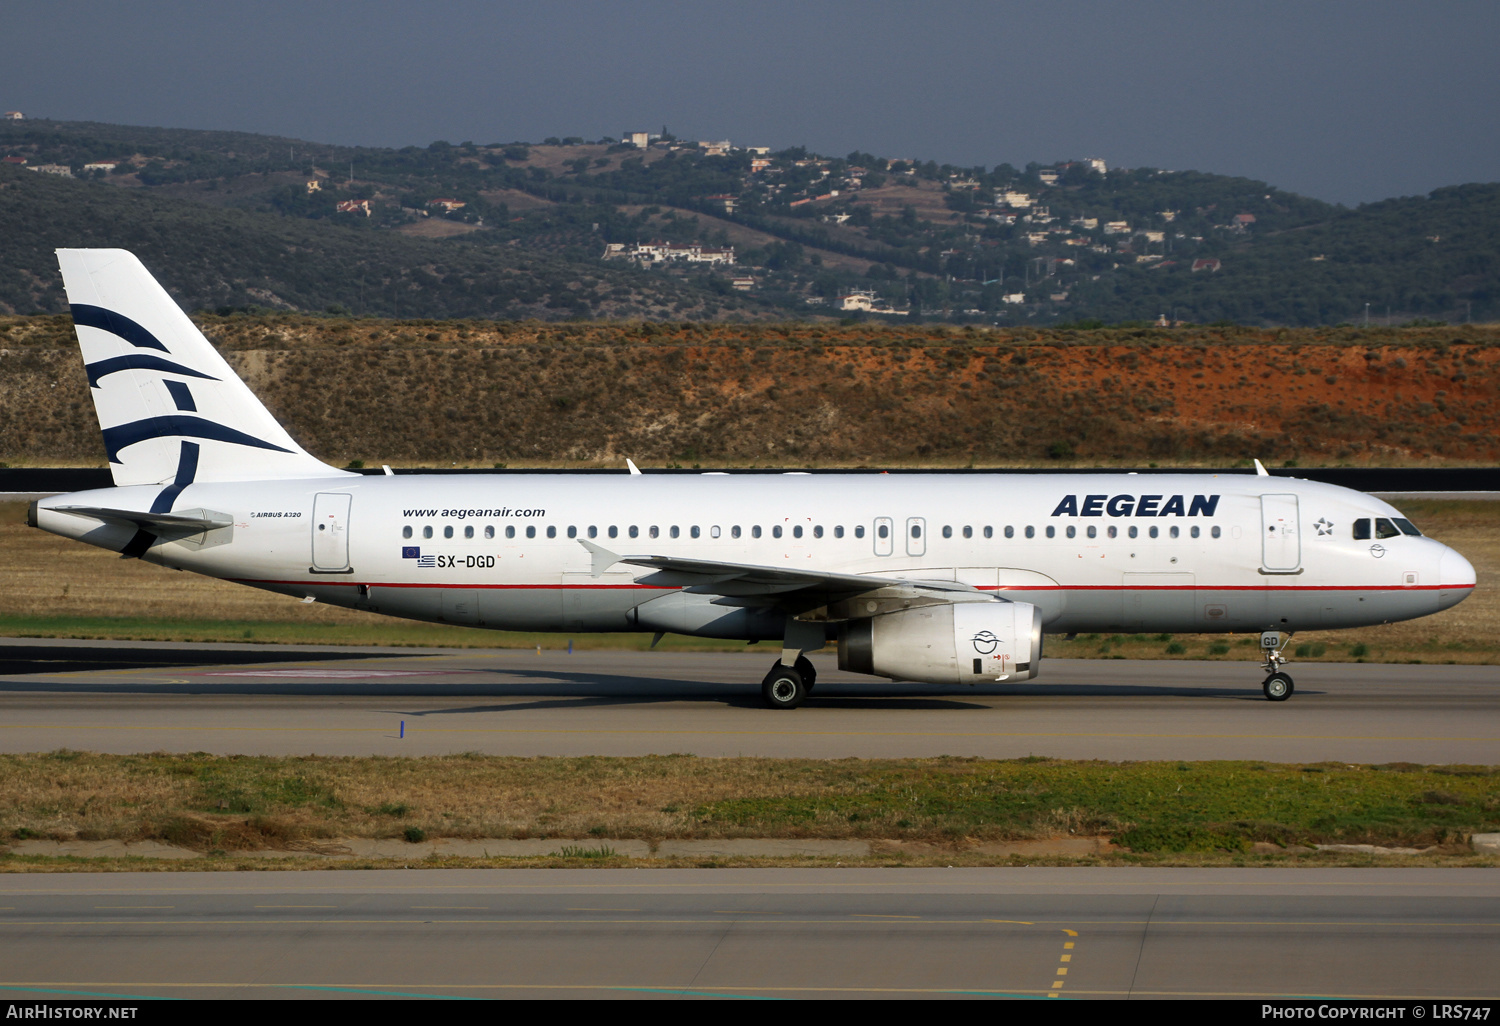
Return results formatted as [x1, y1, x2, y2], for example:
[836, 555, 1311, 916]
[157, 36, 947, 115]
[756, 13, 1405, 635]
[577, 538, 988, 614]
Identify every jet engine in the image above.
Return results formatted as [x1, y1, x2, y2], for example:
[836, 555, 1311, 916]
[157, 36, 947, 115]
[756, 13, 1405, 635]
[838, 600, 1043, 685]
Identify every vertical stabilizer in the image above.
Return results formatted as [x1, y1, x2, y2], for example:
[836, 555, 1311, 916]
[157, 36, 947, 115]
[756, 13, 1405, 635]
[56, 249, 350, 486]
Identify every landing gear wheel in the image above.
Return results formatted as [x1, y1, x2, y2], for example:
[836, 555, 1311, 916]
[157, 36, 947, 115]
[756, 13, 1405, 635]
[1262, 672, 1294, 702]
[761, 663, 808, 710]
[794, 655, 817, 692]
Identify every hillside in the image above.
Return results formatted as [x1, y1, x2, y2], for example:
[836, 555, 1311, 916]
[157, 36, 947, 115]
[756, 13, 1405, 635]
[0, 163, 776, 321]
[3, 315, 1495, 468]
[2, 118, 1497, 325]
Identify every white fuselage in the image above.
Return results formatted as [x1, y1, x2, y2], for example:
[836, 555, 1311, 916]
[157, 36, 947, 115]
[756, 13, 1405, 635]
[34, 472, 1476, 639]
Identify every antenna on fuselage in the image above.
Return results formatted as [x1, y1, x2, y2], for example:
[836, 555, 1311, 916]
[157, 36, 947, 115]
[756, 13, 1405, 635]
[1253, 459, 1270, 477]
[626, 459, 642, 475]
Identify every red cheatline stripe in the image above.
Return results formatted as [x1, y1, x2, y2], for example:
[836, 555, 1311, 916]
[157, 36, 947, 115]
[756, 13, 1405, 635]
[232, 578, 1474, 593]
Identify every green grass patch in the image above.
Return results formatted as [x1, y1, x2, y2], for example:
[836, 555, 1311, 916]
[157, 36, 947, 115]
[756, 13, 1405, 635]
[1, 753, 1494, 855]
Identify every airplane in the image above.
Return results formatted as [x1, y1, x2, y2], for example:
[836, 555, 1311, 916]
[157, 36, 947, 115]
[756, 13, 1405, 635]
[27, 249, 1476, 708]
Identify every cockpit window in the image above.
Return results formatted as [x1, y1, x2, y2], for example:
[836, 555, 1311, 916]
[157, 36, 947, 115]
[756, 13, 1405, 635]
[1353, 519, 1371, 540]
[1374, 517, 1401, 540]
[1392, 518, 1422, 537]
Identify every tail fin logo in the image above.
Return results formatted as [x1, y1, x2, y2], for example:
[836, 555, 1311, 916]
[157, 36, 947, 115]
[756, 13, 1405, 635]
[101, 416, 294, 464]
[69, 303, 169, 352]
[58, 248, 350, 485]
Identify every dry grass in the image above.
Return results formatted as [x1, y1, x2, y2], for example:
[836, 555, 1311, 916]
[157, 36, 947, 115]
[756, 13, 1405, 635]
[5, 851, 1497, 872]
[1, 499, 1492, 659]
[1, 753, 1494, 855]
[4, 317, 1499, 468]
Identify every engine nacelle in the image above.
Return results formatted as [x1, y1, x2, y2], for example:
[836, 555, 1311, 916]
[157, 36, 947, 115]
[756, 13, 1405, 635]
[838, 600, 1043, 685]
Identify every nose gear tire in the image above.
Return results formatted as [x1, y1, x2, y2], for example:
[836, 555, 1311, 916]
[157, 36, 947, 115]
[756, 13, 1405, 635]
[1263, 672, 1294, 701]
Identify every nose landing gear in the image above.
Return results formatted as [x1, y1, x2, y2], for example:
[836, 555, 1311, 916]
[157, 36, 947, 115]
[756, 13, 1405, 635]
[1260, 630, 1294, 701]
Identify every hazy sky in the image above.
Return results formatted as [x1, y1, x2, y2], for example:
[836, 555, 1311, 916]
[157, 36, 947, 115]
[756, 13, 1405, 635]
[6, 1, 1496, 205]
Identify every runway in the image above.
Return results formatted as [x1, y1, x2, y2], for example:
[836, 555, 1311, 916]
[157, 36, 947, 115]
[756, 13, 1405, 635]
[0, 868, 1496, 1000]
[1, 639, 1496, 761]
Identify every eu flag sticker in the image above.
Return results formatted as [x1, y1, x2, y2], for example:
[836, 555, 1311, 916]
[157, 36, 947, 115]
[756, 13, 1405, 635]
[402, 546, 420, 559]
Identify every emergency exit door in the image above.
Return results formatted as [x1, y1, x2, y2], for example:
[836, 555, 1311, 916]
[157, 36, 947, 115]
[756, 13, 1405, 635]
[1260, 494, 1300, 571]
[906, 517, 926, 557]
[311, 492, 352, 571]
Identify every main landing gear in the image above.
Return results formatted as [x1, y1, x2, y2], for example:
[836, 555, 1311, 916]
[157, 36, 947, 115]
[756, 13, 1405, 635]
[1259, 630, 1294, 702]
[761, 656, 817, 710]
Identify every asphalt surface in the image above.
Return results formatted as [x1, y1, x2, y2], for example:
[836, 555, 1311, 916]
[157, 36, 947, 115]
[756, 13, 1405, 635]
[1, 639, 1496, 761]
[0, 868, 1495, 1000]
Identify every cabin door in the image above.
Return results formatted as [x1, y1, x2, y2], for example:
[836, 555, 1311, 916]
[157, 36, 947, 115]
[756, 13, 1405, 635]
[1260, 494, 1301, 571]
[311, 492, 351, 571]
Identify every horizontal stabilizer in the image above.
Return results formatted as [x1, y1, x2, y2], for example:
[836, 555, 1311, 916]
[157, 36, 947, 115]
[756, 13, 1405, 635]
[52, 505, 234, 534]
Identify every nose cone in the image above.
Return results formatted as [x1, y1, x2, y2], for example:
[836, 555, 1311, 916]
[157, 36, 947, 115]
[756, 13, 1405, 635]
[1438, 546, 1477, 610]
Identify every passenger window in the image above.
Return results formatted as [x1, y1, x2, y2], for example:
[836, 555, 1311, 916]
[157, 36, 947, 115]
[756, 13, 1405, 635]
[1045, 526, 1055, 539]
[813, 525, 823, 538]
[752, 526, 762, 538]
[732, 526, 742, 538]
[1149, 526, 1159, 539]
[1128, 526, 1138, 539]
[942, 526, 953, 539]
[1211, 526, 1221, 539]
[506, 526, 516, 539]
[1393, 518, 1421, 537]
[402, 525, 413, 539]
[1086, 525, 1097, 539]
[773, 525, 783, 539]
[1065, 525, 1075, 539]
[567, 526, 577, 539]
[629, 526, 639, 538]
[1353, 519, 1371, 540]
[588, 526, 598, 539]
[526, 526, 536, 539]
[547, 526, 557, 539]
[710, 526, 720, 538]
[608, 526, 618, 539]
[693, 526, 702, 539]
[669, 526, 679, 539]
[793, 525, 803, 538]
[444, 526, 454, 539]
[1025, 526, 1035, 539]
[1190, 526, 1200, 539]
[423, 526, 433, 539]
[911, 524, 922, 539]
[485, 526, 495, 539]
[963, 526, 972, 539]
[1169, 526, 1179, 539]
[877, 524, 889, 539]
[464, 525, 474, 540]
[1374, 518, 1401, 540]
[649, 526, 659, 539]
[983, 526, 993, 538]
[1004, 526, 1014, 539]
[854, 525, 865, 538]
[834, 526, 844, 539]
